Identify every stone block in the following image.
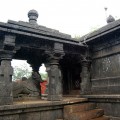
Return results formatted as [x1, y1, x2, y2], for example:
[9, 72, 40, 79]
[47, 95, 62, 101]
[92, 116, 110, 120]
[0, 115, 19, 120]
[0, 83, 12, 96]
[40, 111, 55, 120]
[64, 103, 96, 119]
[0, 96, 13, 105]
[19, 112, 40, 120]
[66, 109, 104, 120]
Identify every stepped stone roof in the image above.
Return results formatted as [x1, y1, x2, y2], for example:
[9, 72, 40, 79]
[79, 18, 120, 43]
[0, 9, 84, 46]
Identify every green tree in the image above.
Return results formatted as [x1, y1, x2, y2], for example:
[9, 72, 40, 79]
[12, 63, 48, 81]
[40, 73, 48, 81]
[12, 64, 31, 81]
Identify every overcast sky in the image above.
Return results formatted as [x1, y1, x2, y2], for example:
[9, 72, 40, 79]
[1, 0, 119, 73]
[1, 0, 120, 37]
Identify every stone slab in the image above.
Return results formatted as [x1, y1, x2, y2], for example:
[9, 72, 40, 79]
[67, 109, 104, 120]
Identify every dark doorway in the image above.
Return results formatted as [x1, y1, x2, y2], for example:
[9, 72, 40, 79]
[62, 63, 81, 96]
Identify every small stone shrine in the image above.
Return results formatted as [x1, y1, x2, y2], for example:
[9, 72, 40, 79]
[0, 10, 87, 104]
[0, 10, 120, 120]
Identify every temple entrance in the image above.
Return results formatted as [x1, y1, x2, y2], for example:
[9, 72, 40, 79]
[62, 63, 81, 96]
[0, 9, 87, 105]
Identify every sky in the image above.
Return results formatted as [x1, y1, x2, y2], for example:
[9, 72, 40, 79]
[1, 0, 120, 73]
[11, 60, 46, 74]
[0, 0, 120, 37]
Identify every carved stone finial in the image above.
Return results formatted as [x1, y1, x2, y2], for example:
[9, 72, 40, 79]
[28, 9, 39, 25]
[107, 15, 115, 23]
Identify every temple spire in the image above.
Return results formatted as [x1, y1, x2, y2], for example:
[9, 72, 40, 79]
[28, 9, 39, 25]
[104, 7, 115, 24]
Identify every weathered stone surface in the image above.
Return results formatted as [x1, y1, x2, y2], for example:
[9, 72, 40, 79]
[46, 48, 64, 101]
[28, 9, 38, 25]
[66, 109, 104, 120]
[64, 103, 96, 119]
[79, 14, 120, 120]
[109, 117, 120, 120]
[56, 119, 63, 120]
[0, 97, 13, 105]
[12, 72, 42, 98]
[0, 98, 87, 120]
[0, 8, 118, 120]
[19, 112, 40, 120]
[0, 60, 13, 105]
[80, 60, 91, 94]
[63, 102, 109, 120]
[0, 115, 19, 120]
[4, 35, 16, 50]
[92, 116, 110, 120]
[97, 103, 120, 117]
[0, 10, 86, 105]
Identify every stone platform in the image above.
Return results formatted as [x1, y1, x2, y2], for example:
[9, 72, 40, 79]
[0, 97, 87, 120]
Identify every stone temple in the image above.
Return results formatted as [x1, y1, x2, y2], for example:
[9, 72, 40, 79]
[0, 10, 120, 120]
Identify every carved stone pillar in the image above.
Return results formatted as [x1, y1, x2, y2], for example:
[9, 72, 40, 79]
[45, 53, 63, 101]
[0, 52, 14, 105]
[80, 60, 91, 95]
[45, 42, 64, 101]
[0, 34, 15, 105]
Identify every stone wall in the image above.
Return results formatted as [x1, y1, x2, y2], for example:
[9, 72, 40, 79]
[80, 21, 120, 120]
[0, 101, 63, 120]
[90, 32, 120, 119]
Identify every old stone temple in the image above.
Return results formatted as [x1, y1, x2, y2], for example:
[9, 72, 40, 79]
[0, 10, 120, 120]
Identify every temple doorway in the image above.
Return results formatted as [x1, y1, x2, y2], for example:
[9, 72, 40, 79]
[62, 63, 81, 96]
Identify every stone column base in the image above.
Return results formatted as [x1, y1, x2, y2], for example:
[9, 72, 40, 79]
[47, 95, 62, 101]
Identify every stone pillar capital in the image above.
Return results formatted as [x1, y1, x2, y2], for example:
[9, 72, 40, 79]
[45, 51, 65, 65]
[81, 59, 91, 67]
[0, 50, 15, 60]
[3, 34, 16, 51]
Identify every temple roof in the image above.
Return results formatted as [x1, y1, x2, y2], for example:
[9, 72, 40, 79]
[79, 18, 120, 43]
[0, 9, 85, 47]
[0, 20, 85, 46]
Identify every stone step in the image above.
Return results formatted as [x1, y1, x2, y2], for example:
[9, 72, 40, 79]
[64, 103, 97, 120]
[65, 109, 104, 120]
[64, 103, 96, 118]
[91, 116, 110, 120]
[56, 119, 63, 120]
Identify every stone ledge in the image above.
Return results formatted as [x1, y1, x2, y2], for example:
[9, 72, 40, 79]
[81, 94, 120, 102]
[82, 94, 120, 99]
[109, 116, 120, 120]
[0, 97, 87, 115]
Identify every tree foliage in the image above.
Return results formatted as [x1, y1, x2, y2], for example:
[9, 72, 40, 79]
[12, 64, 31, 81]
[40, 73, 48, 81]
[12, 63, 48, 81]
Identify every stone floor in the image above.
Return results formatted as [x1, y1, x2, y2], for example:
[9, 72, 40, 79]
[14, 97, 88, 106]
